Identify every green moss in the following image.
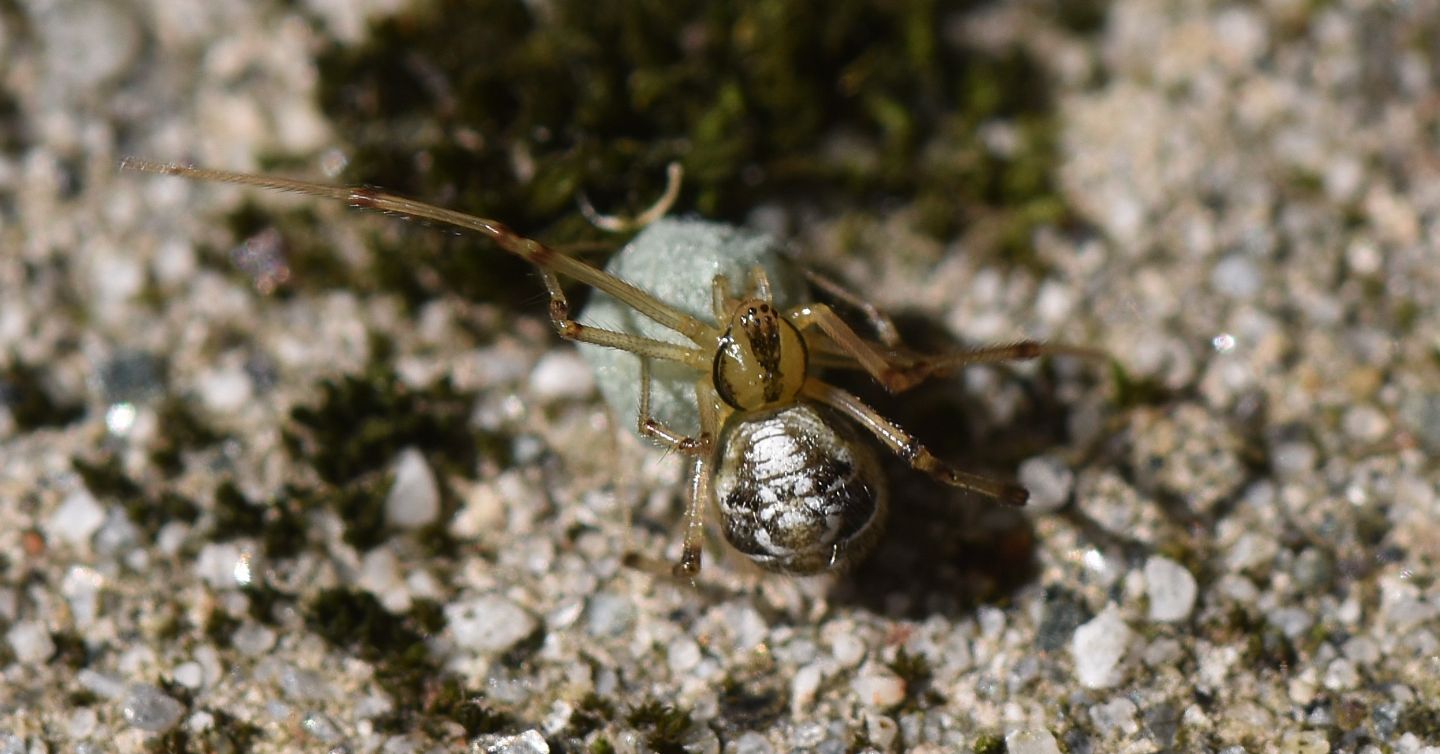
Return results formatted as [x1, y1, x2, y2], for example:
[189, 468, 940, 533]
[151, 492, 203, 535]
[277, 363, 506, 551]
[50, 630, 89, 669]
[1393, 298, 1420, 333]
[305, 586, 501, 733]
[221, 202, 360, 293]
[300, 0, 1090, 302]
[409, 597, 447, 634]
[146, 729, 189, 754]
[589, 739, 617, 754]
[148, 397, 227, 476]
[208, 480, 312, 560]
[212, 480, 265, 534]
[198, 710, 264, 754]
[568, 692, 616, 738]
[973, 732, 1008, 754]
[67, 688, 100, 707]
[626, 701, 697, 754]
[315, 476, 393, 551]
[74, 454, 204, 543]
[1054, 0, 1109, 33]
[1333, 696, 1368, 732]
[284, 364, 499, 485]
[72, 453, 144, 501]
[244, 582, 291, 625]
[1, 359, 85, 430]
[1229, 611, 1298, 672]
[424, 677, 516, 737]
[413, 519, 464, 559]
[1108, 358, 1173, 411]
[370, 642, 441, 732]
[1399, 704, 1440, 738]
[203, 607, 240, 646]
[0, 83, 25, 154]
[306, 587, 421, 657]
[497, 622, 547, 668]
[847, 730, 878, 754]
[717, 674, 786, 731]
[885, 647, 944, 712]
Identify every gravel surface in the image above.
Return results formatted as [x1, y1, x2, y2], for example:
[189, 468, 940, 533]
[2, 1, 1438, 753]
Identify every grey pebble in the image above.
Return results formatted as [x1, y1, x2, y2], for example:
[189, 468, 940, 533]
[122, 683, 186, 732]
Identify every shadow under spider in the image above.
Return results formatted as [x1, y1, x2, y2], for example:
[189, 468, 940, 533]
[825, 313, 1092, 617]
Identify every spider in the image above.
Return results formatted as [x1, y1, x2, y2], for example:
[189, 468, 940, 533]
[121, 157, 1095, 578]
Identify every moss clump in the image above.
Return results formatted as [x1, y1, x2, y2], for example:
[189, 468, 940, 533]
[716, 673, 786, 733]
[220, 201, 361, 296]
[1211, 606, 1300, 673]
[285, 366, 490, 485]
[886, 647, 945, 712]
[208, 480, 311, 560]
[73, 453, 203, 542]
[626, 701, 698, 754]
[281, 364, 504, 551]
[972, 732, 1008, 754]
[203, 607, 241, 646]
[306, 587, 422, 656]
[568, 692, 616, 738]
[50, 630, 89, 670]
[148, 397, 227, 477]
[192, 710, 264, 754]
[1399, 704, 1440, 739]
[306, 587, 434, 726]
[1, 359, 85, 430]
[244, 582, 291, 625]
[303, 0, 1100, 304]
[306, 587, 506, 734]
[71, 453, 144, 502]
[1108, 358, 1175, 412]
[146, 729, 189, 754]
[424, 677, 516, 738]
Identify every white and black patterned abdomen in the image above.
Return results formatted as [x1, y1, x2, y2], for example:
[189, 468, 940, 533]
[711, 403, 887, 574]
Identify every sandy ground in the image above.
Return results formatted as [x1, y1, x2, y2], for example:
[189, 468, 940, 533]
[2, 1, 1438, 752]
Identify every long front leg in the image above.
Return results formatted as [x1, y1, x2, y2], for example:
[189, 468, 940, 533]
[120, 158, 714, 343]
[537, 269, 707, 368]
[802, 378, 1029, 507]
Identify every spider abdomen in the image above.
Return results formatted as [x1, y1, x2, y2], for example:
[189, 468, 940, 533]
[712, 403, 886, 575]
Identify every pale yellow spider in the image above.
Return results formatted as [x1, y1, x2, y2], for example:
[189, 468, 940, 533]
[122, 157, 1093, 578]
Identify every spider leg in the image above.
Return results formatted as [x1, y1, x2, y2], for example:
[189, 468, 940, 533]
[119, 158, 715, 345]
[635, 359, 711, 452]
[745, 266, 773, 301]
[797, 265, 901, 347]
[536, 269, 707, 367]
[623, 377, 721, 582]
[673, 381, 723, 578]
[788, 303, 929, 393]
[802, 378, 1029, 506]
[881, 341, 1106, 381]
[792, 299, 1101, 390]
[711, 274, 735, 320]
